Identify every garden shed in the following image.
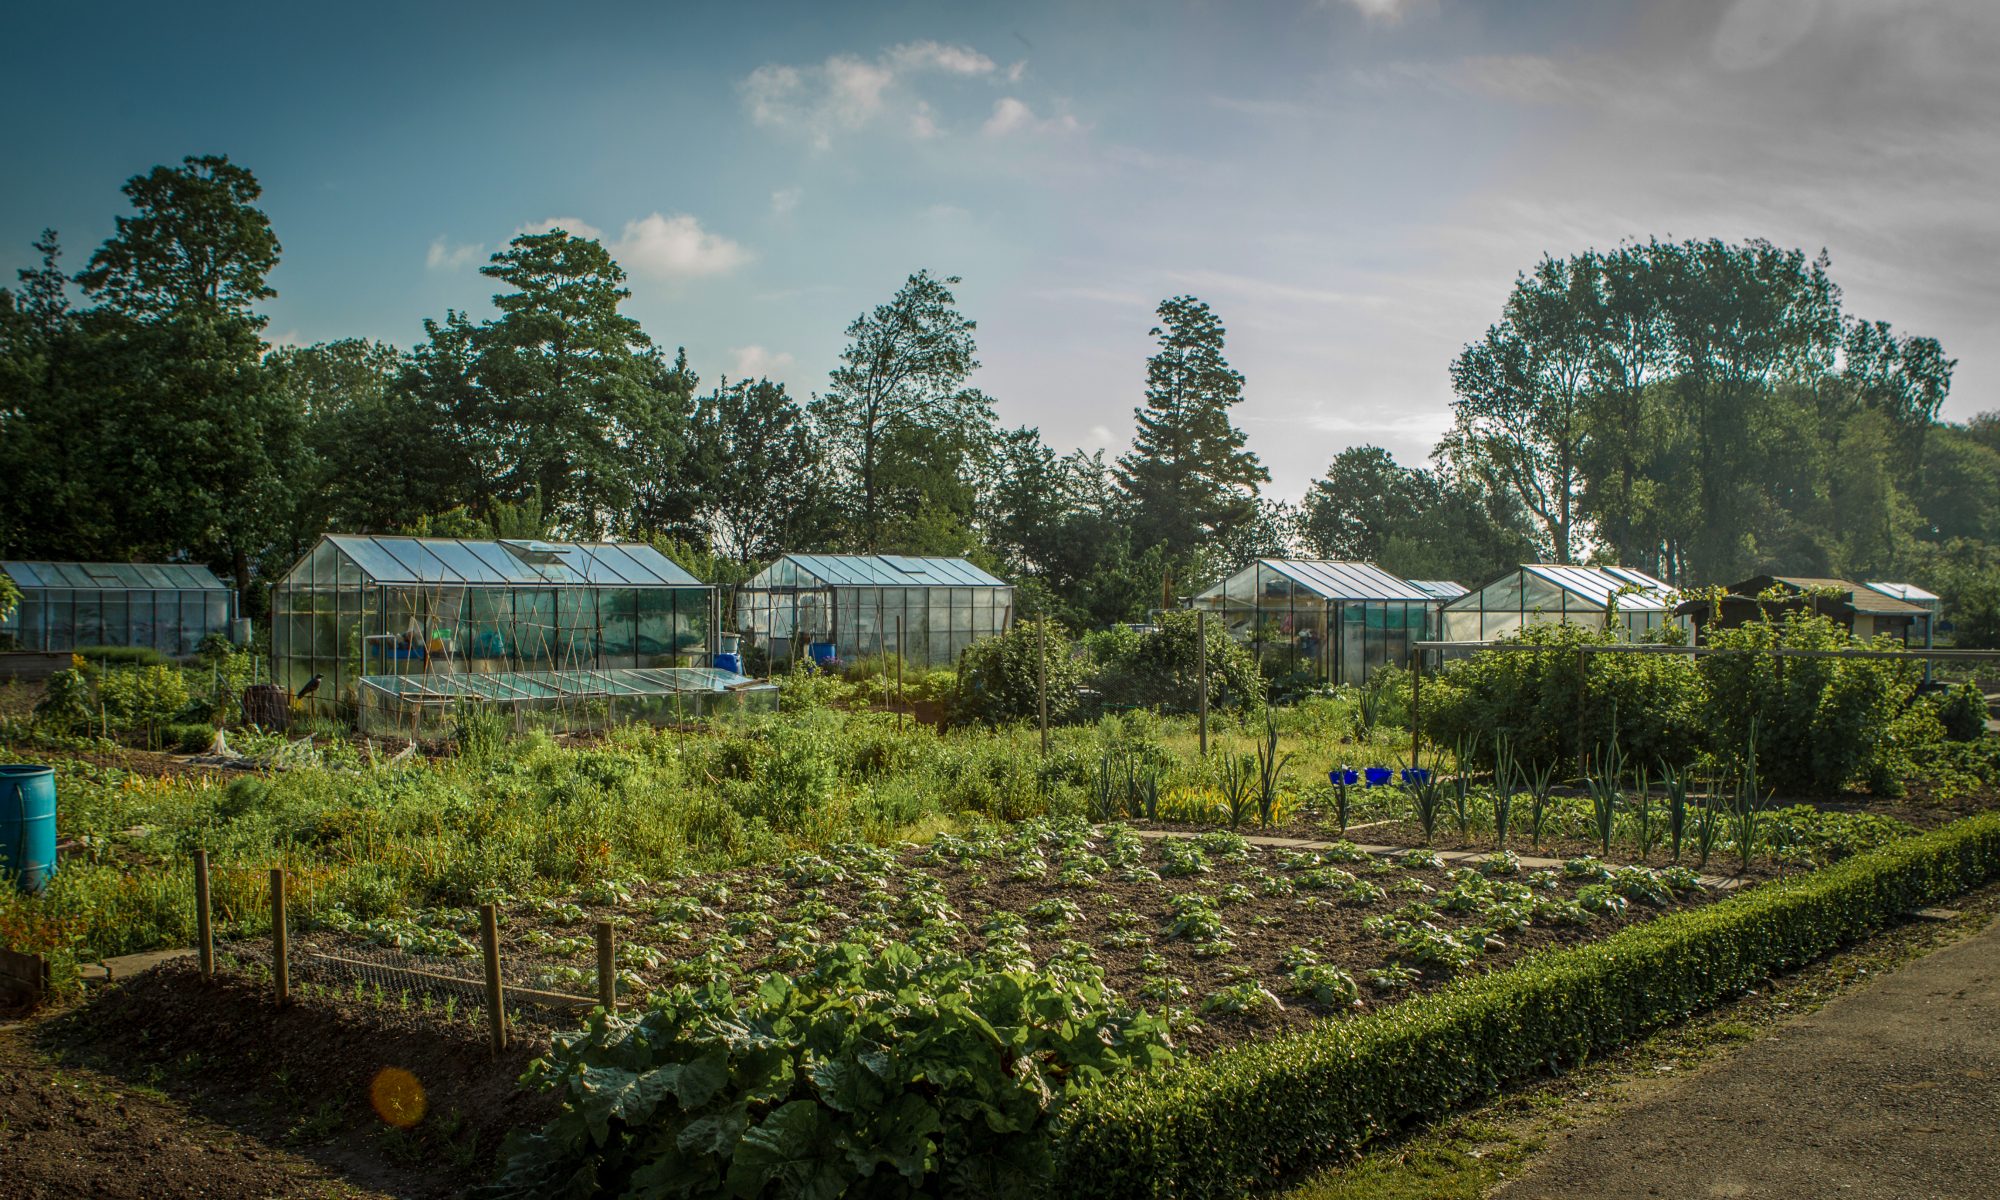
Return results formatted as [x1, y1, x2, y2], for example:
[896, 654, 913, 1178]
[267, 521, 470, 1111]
[1189, 559, 1444, 684]
[270, 535, 761, 730]
[1674, 576, 1930, 645]
[734, 554, 1013, 669]
[0, 560, 236, 656]
[1438, 564, 1678, 643]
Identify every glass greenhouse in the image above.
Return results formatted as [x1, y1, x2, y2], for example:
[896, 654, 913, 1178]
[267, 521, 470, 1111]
[1190, 559, 1448, 684]
[735, 554, 1013, 669]
[1437, 564, 1678, 643]
[270, 535, 753, 729]
[0, 561, 236, 655]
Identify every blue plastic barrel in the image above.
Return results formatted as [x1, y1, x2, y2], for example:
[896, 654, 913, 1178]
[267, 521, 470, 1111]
[713, 651, 743, 674]
[0, 764, 57, 894]
[807, 642, 837, 668]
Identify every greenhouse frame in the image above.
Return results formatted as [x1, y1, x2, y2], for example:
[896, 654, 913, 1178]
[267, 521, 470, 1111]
[0, 560, 236, 655]
[734, 554, 1013, 669]
[1190, 559, 1449, 684]
[270, 535, 763, 730]
[1437, 564, 1678, 643]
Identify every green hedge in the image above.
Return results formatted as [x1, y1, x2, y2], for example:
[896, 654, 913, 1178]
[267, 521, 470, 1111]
[1050, 812, 2000, 1198]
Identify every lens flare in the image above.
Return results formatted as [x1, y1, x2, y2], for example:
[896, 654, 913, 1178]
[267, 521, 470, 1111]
[369, 1066, 427, 1128]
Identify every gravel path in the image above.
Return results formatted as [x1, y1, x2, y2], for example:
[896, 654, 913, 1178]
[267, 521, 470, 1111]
[1495, 916, 2000, 1199]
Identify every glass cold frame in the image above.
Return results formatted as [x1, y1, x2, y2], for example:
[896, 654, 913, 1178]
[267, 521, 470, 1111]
[0, 562, 237, 655]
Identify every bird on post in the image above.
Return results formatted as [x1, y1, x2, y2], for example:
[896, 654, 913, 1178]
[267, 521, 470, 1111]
[296, 673, 323, 699]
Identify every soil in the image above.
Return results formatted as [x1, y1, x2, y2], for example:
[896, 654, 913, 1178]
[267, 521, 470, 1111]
[1493, 906, 2000, 1199]
[8, 961, 554, 1199]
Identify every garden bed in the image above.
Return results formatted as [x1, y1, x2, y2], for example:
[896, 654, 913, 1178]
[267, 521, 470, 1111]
[294, 820, 1720, 1055]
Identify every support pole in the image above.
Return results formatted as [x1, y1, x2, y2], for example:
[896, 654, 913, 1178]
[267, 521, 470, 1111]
[1037, 616, 1049, 757]
[269, 867, 289, 1006]
[1410, 647, 1422, 770]
[194, 849, 214, 981]
[1576, 645, 1589, 782]
[595, 921, 616, 1013]
[1197, 610, 1210, 757]
[896, 616, 905, 729]
[480, 902, 508, 1055]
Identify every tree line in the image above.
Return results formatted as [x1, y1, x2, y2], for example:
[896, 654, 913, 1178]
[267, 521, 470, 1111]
[2, 155, 1994, 641]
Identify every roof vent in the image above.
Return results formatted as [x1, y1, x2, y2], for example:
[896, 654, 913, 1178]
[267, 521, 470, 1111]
[499, 539, 569, 565]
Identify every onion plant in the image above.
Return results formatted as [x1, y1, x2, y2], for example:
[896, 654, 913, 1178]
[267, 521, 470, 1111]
[1523, 759, 1557, 851]
[1659, 763, 1691, 863]
[1584, 738, 1627, 857]
[1216, 751, 1259, 830]
[1449, 734, 1478, 842]
[1406, 746, 1446, 845]
[1254, 711, 1295, 830]
[1692, 769, 1724, 868]
[1729, 719, 1767, 873]
[1490, 735, 1517, 850]
[1632, 765, 1658, 859]
[1329, 767, 1357, 835]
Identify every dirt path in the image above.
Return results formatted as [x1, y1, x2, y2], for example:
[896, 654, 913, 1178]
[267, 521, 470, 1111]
[1495, 916, 2000, 1200]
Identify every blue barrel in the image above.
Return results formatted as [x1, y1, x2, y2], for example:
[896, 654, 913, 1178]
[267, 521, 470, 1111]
[712, 651, 743, 674]
[0, 765, 57, 894]
[807, 642, 837, 668]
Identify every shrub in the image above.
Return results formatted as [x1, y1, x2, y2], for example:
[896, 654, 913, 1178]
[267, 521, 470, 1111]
[1051, 812, 2000, 1197]
[72, 644, 174, 669]
[481, 942, 1174, 1200]
[953, 618, 1089, 728]
[1932, 683, 1991, 743]
[1093, 610, 1264, 714]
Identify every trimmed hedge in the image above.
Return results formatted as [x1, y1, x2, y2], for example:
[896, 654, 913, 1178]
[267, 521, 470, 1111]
[1050, 812, 2000, 1198]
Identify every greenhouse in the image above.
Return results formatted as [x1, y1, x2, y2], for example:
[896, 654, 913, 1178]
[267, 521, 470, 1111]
[270, 535, 748, 729]
[1189, 559, 1447, 684]
[1437, 563, 1678, 643]
[0, 560, 236, 656]
[734, 554, 1013, 669]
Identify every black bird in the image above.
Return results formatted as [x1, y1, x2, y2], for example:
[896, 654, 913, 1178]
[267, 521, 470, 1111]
[296, 674, 323, 699]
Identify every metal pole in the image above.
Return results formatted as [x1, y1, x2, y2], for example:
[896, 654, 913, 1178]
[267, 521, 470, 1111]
[1576, 646, 1589, 782]
[896, 615, 905, 728]
[1197, 610, 1210, 757]
[595, 920, 616, 1013]
[194, 850, 214, 980]
[1037, 616, 1049, 757]
[1410, 648, 1422, 770]
[269, 867, 288, 1006]
[480, 902, 508, 1055]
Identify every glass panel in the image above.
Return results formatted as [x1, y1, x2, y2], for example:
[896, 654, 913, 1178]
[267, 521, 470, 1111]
[637, 589, 675, 665]
[599, 588, 638, 667]
[75, 596, 105, 647]
[101, 592, 130, 647]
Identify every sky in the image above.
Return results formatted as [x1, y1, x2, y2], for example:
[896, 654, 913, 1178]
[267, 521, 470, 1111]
[4, 0, 1997, 499]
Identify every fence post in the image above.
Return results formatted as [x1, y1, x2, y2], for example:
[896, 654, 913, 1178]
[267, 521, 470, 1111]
[480, 902, 508, 1055]
[194, 850, 214, 981]
[1197, 610, 1210, 757]
[269, 867, 289, 1006]
[1576, 646, 1589, 782]
[1409, 648, 1422, 770]
[595, 921, 616, 1013]
[1037, 617, 1049, 757]
[895, 616, 905, 730]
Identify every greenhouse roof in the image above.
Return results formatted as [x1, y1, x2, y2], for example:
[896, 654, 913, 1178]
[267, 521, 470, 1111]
[358, 666, 770, 703]
[1, 560, 228, 591]
[1196, 559, 1437, 603]
[1407, 579, 1470, 602]
[314, 535, 703, 588]
[1449, 564, 1676, 612]
[764, 554, 1008, 588]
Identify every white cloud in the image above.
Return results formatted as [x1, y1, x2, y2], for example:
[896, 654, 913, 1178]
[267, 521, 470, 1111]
[731, 345, 797, 380]
[515, 215, 606, 241]
[1336, 0, 1422, 21]
[982, 96, 1085, 137]
[740, 40, 1008, 147]
[770, 187, 802, 215]
[614, 213, 749, 279]
[425, 237, 482, 271]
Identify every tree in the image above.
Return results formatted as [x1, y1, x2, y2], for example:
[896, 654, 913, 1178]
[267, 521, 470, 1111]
[1116, 296, 1267, 561]
[814, 271, 993, 550]
[75, 155, 279, 321]
[470, 230, 692, 536]
[1300, 446, 1532, 586]
[688, 376, 831, 561]
[1443, 254, 1600, 564]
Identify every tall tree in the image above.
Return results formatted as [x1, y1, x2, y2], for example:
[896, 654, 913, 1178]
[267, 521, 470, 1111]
[814, 270, 992, 550]
[1116, 295, 1268, 561]
[470, 230, 691, 537]
[1301, 446, 1532, 585]
[687, 375, 830, 561]
[75, 155, 279, 320]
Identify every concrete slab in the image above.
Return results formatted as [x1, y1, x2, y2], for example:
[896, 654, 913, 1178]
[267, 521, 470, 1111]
[96, 948, 195, 981]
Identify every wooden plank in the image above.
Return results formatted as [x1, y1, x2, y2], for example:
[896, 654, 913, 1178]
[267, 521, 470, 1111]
[0, 946, 50, 1005]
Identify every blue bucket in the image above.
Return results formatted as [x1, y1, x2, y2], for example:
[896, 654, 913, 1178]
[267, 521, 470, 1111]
[0, 764, 57, 894]
[807, 642, 837, 668]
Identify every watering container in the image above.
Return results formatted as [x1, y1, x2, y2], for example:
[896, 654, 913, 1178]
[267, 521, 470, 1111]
[807, 642, 837, 669]
[1364, 766, 1393, 787]
[1399, 768, 1432, 785]
[1330, 768, 1359, 787]
[0, 764, 56, 894]
[714, 633, 743, 674]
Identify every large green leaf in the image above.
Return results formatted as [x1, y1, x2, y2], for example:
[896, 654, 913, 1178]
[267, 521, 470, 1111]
[724, 1101, 845, 1200]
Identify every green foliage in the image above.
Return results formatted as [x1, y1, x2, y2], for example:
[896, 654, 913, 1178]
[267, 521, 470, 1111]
[72, 644, 173, 668]
[953, 618, 1087, 728]
[1094, 610, 1264, 714]
[1050, 812, 2000, 1197]
[482, 941, 1173, 1200]
[1931, 683, 1990, 743]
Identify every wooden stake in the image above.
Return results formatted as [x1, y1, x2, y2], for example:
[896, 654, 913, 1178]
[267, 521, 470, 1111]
[595, 921, 616, 1013]
[1576, 646, 1589, 782]
[1410, 647, 1423, 771]
[896, 616, 905, 729]
[194, 850, 213, 981]
[480, 902, 508, 1055]
[1037, 617, 1049, 757]
[1197, 610, 1210, 757]
[269, 867, 288, 1006]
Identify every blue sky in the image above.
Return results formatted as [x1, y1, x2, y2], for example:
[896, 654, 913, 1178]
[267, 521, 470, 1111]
[6, 0, 1996, 497]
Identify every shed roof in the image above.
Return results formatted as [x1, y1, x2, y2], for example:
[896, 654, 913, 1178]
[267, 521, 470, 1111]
[758, 554, 1008, 588]
[1, 560, 229, 591]
[1864, 581, 1940, 607]
[1195, 559, 1438, 603]
[1727, 576, 1926, 617]
[310, 535, 703, 588]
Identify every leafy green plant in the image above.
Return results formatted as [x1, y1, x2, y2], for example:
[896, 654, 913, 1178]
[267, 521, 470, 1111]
[1285, 963, 1361, 1008]
[484, 941, 1174, 1199]
[1214, 752, 1259, 831]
